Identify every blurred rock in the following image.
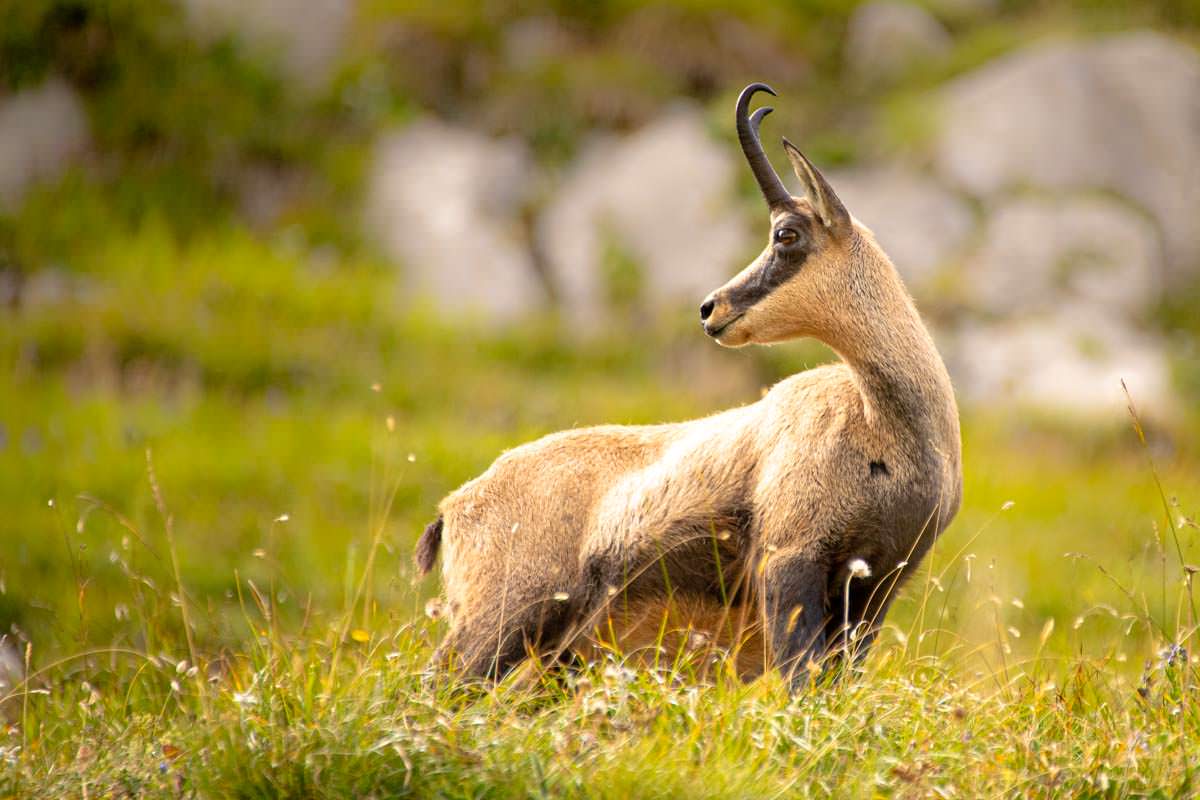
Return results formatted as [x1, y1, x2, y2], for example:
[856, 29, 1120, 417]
[828, 166, 973, 290]
[0, 79, 89, 207]
[539, 108, 751, 327]
[180, 0, 351, 90]
[936, 33, 1200, 285]
[965, 197, 1162, 316]
[845, 1, 951, 81]
[365, 119, 546, 321]
[950, 308, 1173, 417]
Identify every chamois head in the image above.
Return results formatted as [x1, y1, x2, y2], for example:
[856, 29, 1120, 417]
[700, 83, 857, 347]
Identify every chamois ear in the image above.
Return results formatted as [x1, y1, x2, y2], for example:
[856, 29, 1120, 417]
[781, 138, 851, 237]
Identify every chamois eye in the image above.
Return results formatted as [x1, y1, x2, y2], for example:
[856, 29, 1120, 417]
[774, 228, 798, 245]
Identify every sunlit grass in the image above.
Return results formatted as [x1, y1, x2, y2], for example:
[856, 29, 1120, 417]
[1, 221, 1198, 796]
[2, 376, 1197, 796]
[2, 468, 1196, 797]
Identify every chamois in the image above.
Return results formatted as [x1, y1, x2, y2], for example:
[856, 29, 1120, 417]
[415, 83, 962, 687]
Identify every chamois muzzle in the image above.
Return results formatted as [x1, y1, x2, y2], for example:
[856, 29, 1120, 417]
[736, 83, 791, 208]
[700, 290, 743, 339]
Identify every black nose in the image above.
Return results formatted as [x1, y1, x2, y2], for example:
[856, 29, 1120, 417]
[699, 299, 715, 321]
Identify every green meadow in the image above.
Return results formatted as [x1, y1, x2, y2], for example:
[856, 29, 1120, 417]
[3, 1, 1200, 796]
[1, 215, 1198, 797]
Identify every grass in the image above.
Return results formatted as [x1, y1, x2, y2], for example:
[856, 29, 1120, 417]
[6, 628, 1197, 797]
[1, 455, 1197, 796]
[0, 216, 1198, 797]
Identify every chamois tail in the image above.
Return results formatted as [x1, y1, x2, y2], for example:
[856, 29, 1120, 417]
[414, 516, 443, 576]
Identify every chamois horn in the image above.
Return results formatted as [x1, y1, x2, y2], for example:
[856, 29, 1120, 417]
[735, 83, 790, 208]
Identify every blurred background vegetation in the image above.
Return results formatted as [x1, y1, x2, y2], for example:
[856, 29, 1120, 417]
[1, 0, 1198, 675]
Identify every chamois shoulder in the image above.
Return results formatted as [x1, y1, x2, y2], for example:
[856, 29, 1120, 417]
[761, 363, 859, 409]
[752, 363, 870, 445]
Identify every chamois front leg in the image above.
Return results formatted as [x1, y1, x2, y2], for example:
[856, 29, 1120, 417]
[762, 551, 829, 689]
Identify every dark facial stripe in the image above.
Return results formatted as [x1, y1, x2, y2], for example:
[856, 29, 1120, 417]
[726, 218, 813, 310]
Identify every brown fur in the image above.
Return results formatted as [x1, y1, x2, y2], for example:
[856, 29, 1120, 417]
[416, 88, 962, 687]
[574, 594, 766, 681]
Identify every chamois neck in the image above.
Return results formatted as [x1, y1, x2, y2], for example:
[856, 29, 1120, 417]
[820, 236, 958, 444]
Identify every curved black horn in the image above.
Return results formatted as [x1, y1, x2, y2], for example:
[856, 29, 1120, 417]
[736, 83, 790, 207]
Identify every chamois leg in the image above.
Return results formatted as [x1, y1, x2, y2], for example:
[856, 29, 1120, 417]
[825, 576, 893, 664]
[762, 552, 829, 689]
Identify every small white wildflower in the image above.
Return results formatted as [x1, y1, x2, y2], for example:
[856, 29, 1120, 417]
[848, 558, 871, 579]
[583, 696, 610, 716]
[170, 680, 181, 693]
[1007, 626, 1021, 639]
[186, 666, 199, 678]
[1010, 598, 1024, 609]
[603, 664, 634, 685]
[175, 660, 189, 675]
[232, 690, 257, 706]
